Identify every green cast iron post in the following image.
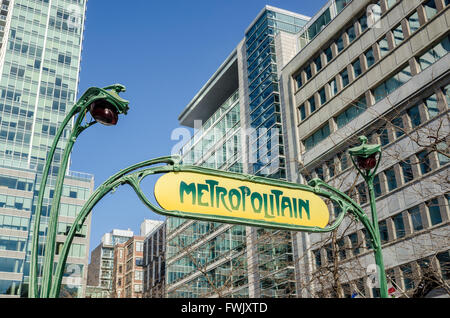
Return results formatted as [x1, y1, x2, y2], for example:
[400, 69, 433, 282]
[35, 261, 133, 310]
[29, 84, 129, 298]
[349, 136, 389, 298]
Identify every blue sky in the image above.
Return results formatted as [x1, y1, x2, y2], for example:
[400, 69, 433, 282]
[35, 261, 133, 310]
[70, 0, 328, 254]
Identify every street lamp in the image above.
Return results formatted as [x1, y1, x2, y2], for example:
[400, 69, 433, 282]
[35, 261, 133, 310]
[29, 84, 130, 298]
[349, 136, 388, 298]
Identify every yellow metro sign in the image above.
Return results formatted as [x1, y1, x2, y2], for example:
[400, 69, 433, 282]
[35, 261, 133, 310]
[154, 171, 330, 230]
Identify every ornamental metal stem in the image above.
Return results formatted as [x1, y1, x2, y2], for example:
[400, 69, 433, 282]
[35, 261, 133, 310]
[349, 136, 388, 298]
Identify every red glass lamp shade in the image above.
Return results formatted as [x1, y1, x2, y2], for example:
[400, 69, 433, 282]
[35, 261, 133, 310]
[356, 153, 378, 170]
[89, 100, 119, 126]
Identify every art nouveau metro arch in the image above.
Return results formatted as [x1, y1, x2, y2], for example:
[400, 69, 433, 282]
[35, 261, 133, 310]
[47, 136, 389, 298]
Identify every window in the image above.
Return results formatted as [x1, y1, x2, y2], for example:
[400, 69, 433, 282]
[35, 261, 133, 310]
[424, 94, 439, 119]
[423, 0, 438, 21]
[329, 78, 338, 98]
[378, 126, 390, 146]
[437, 142, 450, 167]
[392, 24, 404, 46]
[337, 238, 346, 260]
[408, 206, 423, 232]
[407, 104, 422, 128]
[305, 64, 312, 80]
[361, 228, 373, 250]
[324, 46, 333, 63]
[304, 124, 330, 151]
[378, 36, 389, 57]
[352, 59, 362, 78]
[299, 104, 306, 121]
[347, 25, 356, 43]
[443, 84, 450, 106]
[313, 249, 322, 267]
[319, 87, 327, 105]
[365, 48, 375, 68]
[359, 14, 368, 33]
[393, 213, 405, 238]
[314, 55, 322, 73]
[400, 159, 414, 183]
[308, 96, 316, 113]
[338, 152, 349, 171]
[373, 65, 412, 103]
[400, 264, 415, 290]
[373, 174, 382, 198]
[336, 35, 345, 53]
[426, 198, 442, 226]
[436, 251, 450, 280]
[379, 220, 389, 243]
[336, 96, 367, 128]
[326, 160, 335, 179]
[416, 150, 431, 175]
[357, 183, 367, 204]
[418, 36, 450, 71]
[391, 117, 405, 139]
[408, 12, 420, 34]
[315, 166, 324, 180]
[349, 233, 360, 255]
[341, 69, 349, 88]
[58, 54, 71, 65]
[295, 73, 303, 89]
[385, 167, 398, 192]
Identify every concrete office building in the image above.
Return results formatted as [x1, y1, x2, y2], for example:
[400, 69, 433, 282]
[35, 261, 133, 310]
[169, 0, 449, 298]
[87, 229, 133, 298]
[143, 221, 166, 298]
[280, 0, 449, 297]
[0, 0, 94, 298]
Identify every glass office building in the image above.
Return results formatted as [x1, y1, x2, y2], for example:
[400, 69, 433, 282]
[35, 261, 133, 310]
[167, 85, 248, 297]
[0, 0, 92, 297]
[245, 9, 308, 180]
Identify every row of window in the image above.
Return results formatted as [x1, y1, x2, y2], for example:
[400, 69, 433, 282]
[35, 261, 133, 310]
[317, 248, 449, 298]
[301, 27, 448, 140]
[302, 34, 450, 152]
[305, 82, 449, 184]
[0, 174, 34, 192]
[313, 195, 448, 269]
[295, 0, 402, 91]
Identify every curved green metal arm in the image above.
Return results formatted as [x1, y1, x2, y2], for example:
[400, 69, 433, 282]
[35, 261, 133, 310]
[49, 156, 178, 297]
[308, 178, 380, 249]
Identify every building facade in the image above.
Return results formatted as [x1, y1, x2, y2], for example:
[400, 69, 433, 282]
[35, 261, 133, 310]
[280, 0, 449, 297]
[0, 0, 93, 298]
[169, 0, 449, 298]
[143, 221, 166, 298]
[87, 229, 133, 298]
[123, 236, 144, 298]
